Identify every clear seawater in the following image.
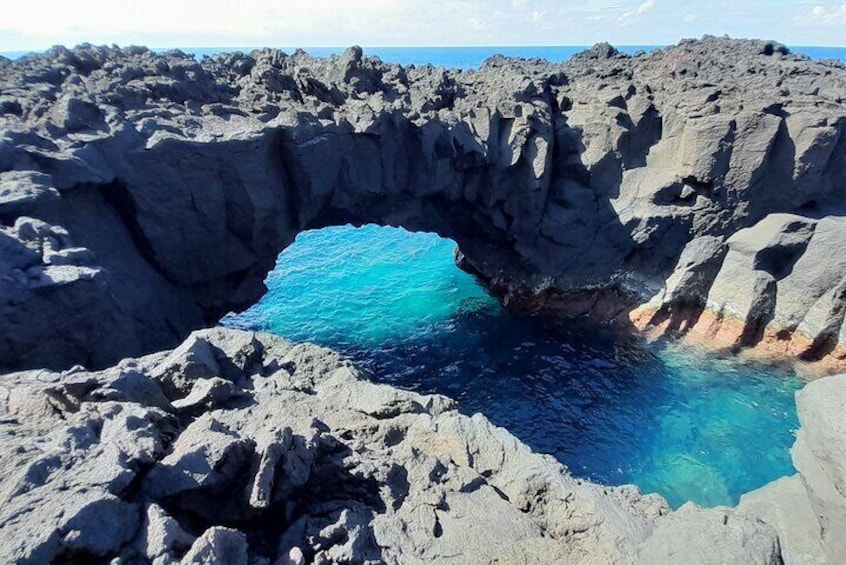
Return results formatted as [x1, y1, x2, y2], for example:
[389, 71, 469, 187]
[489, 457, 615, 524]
[223, 225, 803, 509]
[3, 45, 846, 68]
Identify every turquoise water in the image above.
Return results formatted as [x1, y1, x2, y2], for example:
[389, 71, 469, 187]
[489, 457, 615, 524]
[3, 45, 846, 68]
[223, 225, 803, 509]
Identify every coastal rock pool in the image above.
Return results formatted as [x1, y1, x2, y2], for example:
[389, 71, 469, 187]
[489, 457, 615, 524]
[223, 224, 802, 508]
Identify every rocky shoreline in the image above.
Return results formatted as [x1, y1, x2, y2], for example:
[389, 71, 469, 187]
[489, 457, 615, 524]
[1, 326, 842, 564]
[2, 37, 846, 563]
[1, 37, 845, 371]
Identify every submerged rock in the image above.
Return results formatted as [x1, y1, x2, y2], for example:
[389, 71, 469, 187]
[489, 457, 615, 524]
[0, 37, 845, 372]
[1, 327, 822, 564]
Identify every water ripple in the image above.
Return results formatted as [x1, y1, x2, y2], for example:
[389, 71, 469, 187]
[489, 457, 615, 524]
[223, 224, 801, 508]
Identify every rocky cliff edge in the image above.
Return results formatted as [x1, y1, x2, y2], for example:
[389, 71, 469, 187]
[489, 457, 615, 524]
[1, 37, 845, 372]
[3, 326, 824, 564]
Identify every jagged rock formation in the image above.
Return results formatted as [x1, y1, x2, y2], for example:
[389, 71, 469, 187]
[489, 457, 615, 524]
[1, 327, 796, 564]
[1, 37, 845, 372]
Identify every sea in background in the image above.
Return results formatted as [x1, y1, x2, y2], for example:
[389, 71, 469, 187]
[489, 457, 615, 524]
[3, 44, 846, 69]
[224, 225, 803, 509]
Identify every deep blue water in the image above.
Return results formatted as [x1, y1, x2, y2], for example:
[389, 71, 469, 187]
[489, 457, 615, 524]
[223, 225, 803, 509]
[3, 45, 846, 68]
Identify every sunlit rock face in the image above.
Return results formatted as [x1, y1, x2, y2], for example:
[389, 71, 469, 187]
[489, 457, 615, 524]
[1, 37, 845, 371]
[0, 327, 787, 564]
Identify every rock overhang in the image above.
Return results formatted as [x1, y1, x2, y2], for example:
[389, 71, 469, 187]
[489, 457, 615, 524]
[0, 37, 845, 371]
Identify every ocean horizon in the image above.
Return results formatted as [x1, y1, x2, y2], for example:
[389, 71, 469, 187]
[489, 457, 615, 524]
[3, 44, 846, 69]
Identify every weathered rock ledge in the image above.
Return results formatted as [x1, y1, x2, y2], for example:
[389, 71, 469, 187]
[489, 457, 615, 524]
[7, 326, 843, 564]
[1, 37, 845, 372]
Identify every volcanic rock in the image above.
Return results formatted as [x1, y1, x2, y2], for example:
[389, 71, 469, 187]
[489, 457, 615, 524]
[0, 327, 809, 564]
[1, 38, 845, 371]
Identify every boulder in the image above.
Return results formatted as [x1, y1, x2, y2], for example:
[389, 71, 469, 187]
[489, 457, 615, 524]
[181, 527, 248, 565]
[142, 414, 255, 500]
[135, 504, 195, 561]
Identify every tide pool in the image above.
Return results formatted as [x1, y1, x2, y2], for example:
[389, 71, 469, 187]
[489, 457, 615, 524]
[223, 225, 802, 509]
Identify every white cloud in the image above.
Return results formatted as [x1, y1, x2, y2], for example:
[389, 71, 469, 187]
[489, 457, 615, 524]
[637, 0, 657, 14]
[0, 0, 407, 47]
[798, 3, 846, 24]
[619, 0, 656, 23]
[467, 17, 488, 30]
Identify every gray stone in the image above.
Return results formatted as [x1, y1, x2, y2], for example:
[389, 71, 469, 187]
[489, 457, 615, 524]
[171, 377, 242, 412]
[737, 475, 826, 565]
[0, 170, 60, 217]
[248, 439, 286, 509]
[135, 504, 195, 561]
[150, 334, 222, 398]
[792, 374, 846, 563]
[636, 504, 782, 565]
[0, 38, 844, 371]
[142, 414, 254, 500]
[2, 327, 801, 564]
[181, 527, 248, 565]
[60, 496, 140, 557]
[705, 214, 818, 334]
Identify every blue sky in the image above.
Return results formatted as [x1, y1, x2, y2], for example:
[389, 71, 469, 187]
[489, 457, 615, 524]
[1, 0, 845, 51]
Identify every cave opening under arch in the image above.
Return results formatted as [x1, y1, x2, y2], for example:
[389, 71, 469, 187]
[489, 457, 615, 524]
[221, 222, 801, 510]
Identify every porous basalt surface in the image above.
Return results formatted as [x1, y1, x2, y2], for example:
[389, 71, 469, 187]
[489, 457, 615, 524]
[1, 327, 802, 564]
[1, 37, 845, 371]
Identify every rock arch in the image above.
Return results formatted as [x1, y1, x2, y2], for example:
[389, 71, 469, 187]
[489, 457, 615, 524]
[1, 38, 846, 371]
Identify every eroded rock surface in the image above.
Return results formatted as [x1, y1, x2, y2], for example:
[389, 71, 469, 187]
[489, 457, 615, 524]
[0, 327, 792, 564]
[1, 37, 845, 371]
[791, 374, 846, 562]
[738, 475, 826, 564]
[733, 373, 846, 565]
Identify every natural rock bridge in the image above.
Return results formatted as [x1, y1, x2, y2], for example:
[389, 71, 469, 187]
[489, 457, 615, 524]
[1, 37, 845, 371]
